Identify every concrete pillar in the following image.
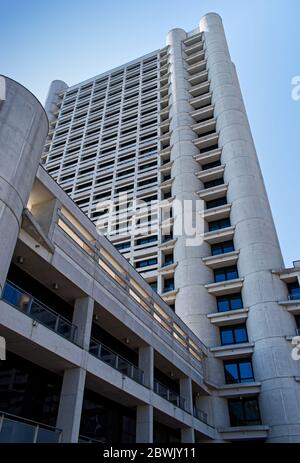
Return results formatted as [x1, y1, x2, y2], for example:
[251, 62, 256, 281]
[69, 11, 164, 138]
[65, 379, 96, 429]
[138, 345, 154, 388]
[179, 376, 193, 414]
[72, 296, 94, 350]
[44, 80, 68, 122]
[181, 427, 195, 443]
[166, 29, 218, 347]
[0, 76, 48, 292]
[136, 405, 153, 443]
[56, 367, 86, 443]
[200, 12, 300, 442]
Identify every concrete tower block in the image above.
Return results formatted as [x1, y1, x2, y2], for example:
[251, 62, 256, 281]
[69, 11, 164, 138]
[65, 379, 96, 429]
[200, 12, 300, 442]
[45, 80, 68, 122]
[0, 76, 48, 291]
[166, 28, 218, 345]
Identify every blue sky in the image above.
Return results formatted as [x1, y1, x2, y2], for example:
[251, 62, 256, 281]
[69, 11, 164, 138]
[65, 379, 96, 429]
[1, 0, 299, 266]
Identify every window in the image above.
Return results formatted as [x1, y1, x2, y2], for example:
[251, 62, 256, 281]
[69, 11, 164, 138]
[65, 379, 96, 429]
[163, 278, 174, 293]
[115, 242, 131, 251]
[220, 324, 248, 346]
[211, 241, 234, 256]
[224, 358, 254, 384]
[228, 398, 261, 427]
[214, 266, 238, 283]
[217, 294, 243, 313]
[208, 218, 231, 232]
[136, 236, 157, 246]
[206, 197, 227, 210]
[288, 282, 300, 301]
[163, 254, 174, 266]
[204, 178, 224, 189]
[135, 258, 157, 268]
[149, 281, 157, 292]
[202, 160, 221, 171]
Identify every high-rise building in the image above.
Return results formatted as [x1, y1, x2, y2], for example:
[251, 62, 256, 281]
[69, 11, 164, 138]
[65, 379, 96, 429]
[0, 12, 300, 443]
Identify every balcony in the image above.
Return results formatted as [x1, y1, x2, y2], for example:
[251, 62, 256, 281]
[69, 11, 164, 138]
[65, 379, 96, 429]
[89, 337, 145, 386]
[193, 407, 209, 425]
[198, 183, 228, 202]
[1, 281, 77, 343]
[190, 92, 212, 109]
[278, 293, 300, 315]
[194, 147, 222, 166]
[202, 251, 239, 270]
[0, 411, 62, 443]
[154, 380, 186, 411]
[196, 164, 225, 183]
[201, 203, 232, 223]
[210, 342, 254, 360]
[203, 226, 235, 245]
[188, 70, 208, 87]
[185, 41, 204, 56]
[189, 81, 210, 98]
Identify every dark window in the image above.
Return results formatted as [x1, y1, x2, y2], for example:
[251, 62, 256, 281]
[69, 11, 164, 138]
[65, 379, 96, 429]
[217, 294, 243, 313]
[214, 266, 238, 283]
[211, 241, 234, 256]
[224, 358, 254, 384]
[202, 160, 221, 171]
[164, 254, 174, 266]
[136, 258, 157, 268]
[204, 178, 224, 189]
[206, 197, 227, 210]
[136, 236, 157, 246]
[115, 241, 131, 251]
[220, 324, 248, 346]
[287, 282, 300, 301]
[164, 278, 174, 292]
[228, 398, 261, 427]
[209, 218, 231, 232]
[150, 281, 157, 292]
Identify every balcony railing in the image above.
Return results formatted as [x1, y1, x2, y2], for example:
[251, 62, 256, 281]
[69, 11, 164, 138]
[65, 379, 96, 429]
[193, 407, 208, 425]
[1, 281, 77, 343]
[89, 338, 144, 386]
[0, 411, 62, 443]
[78, 434, 105, 443]
[154, 380, 186, 411]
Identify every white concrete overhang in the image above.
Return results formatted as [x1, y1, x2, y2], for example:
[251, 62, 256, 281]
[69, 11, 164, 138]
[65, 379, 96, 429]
[210, 342, 255, 360]
[190, 92, 212, 109]
[159, 161, 173, 173]
[202, 251, 239, 269]
[21, 209, 55, 254]
[205, 278, 244, 296]
[193, 132, 219, 150]
[192, 118, 216, 135]
[207, 308, 249, 327]
[159, 238, 177, 251]
[217, 382, 262, 398]
[161, 289, 178, 303]
[203, 227, 236, 245]
[187, 59, 207, 75]
[158, 262, 177, 276]
[183, 32, 203, 47]
[185, 42, 204, 56]
[193, 148, 222, 165]
[186, 50, 205, 65]
[189, 81, 210, 98]
[201, 203, 232, 222]
[188, 70, 208, 86]
[198, 183, 228, 201]
[159, 196, 175, 209]
[218, 425, 269, 441]
[196, 165, 225, 182]
[160, 177, 173, 189]
[278, 300, 300, 315]
[191, 104, 214, 123]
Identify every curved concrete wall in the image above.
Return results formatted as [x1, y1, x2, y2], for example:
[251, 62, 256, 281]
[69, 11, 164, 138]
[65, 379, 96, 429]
[200, 12, 300, 442]
[45, 80, 68, 122]
[0, 76, 49, 291]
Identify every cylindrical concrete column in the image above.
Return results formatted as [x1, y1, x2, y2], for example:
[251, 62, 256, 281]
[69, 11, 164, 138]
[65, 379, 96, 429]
[166, 29, 218, 347]
[45, 80, 68, 122]
[200, 12, 300, 442]
[0, 76, 48, 292]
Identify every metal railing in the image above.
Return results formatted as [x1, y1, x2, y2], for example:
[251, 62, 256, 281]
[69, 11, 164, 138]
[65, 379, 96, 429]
[2, 281, 77, 343]
[89, 338, 144, 386]
[0, 411, 62, 443]
[193, 407, 208, 425]
[78, 434, 105, 443]
[154, 380, 186, 411]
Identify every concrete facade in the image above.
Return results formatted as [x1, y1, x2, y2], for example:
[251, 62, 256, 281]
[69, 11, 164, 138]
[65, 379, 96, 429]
[0, 12, 300, 443]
